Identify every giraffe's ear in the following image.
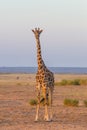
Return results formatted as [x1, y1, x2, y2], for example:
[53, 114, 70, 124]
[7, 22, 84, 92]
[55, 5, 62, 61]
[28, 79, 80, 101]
[32, 29, 35, 33]
[39, 30, 43, 34]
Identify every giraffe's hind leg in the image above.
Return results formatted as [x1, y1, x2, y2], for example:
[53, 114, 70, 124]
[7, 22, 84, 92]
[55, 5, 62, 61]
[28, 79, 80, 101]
[44, 88, 53, 122]
[49, 88, 53, 121]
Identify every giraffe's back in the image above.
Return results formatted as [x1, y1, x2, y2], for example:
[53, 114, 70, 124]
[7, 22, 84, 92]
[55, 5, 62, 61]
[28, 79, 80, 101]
[36, 67, 54, 88]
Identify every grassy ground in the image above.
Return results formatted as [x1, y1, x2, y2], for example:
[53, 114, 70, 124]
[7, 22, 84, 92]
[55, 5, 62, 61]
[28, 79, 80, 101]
[0, 74, 87, 130]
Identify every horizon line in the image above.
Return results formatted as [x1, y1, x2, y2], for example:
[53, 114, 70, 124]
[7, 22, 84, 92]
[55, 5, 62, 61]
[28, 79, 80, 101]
[0, 66, 87, 68]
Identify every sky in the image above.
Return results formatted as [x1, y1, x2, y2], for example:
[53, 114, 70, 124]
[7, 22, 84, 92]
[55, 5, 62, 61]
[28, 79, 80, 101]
[0, 0, 87, 67]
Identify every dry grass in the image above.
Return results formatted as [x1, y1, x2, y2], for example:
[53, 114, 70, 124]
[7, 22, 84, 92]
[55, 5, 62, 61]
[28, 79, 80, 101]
[64, 98, 79, 107]
[0, 74, 87, 130]
[84, 100, 87, 107]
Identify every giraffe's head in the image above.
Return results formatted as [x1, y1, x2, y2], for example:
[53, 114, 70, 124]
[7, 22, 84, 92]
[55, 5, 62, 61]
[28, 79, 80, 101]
[32, 28, 43, 39]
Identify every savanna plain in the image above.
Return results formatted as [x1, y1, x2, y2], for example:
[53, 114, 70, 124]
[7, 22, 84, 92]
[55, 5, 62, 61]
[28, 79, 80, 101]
[0, 73, 87, 130]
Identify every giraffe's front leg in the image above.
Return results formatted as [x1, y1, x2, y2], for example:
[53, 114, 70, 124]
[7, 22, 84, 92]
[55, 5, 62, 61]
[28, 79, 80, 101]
[44, 89, 50, 121]
[35, 89, 40, 121]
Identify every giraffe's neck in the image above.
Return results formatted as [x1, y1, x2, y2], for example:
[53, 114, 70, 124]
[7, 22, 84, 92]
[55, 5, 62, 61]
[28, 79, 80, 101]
[36, 38, 45, 70]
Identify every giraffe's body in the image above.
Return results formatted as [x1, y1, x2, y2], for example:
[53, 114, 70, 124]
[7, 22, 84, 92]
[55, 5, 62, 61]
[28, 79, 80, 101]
[32, 28, 54, 121]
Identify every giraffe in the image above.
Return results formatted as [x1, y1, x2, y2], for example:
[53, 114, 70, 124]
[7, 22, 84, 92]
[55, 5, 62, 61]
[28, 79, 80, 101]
[32, 28, 54, 121]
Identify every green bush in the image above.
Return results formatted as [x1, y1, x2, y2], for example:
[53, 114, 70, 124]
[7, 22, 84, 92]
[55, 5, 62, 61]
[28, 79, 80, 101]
[64, 98, 79, 107]
[71, 79, 80, 85]
[29, 97, 49, 106]
[29, 99, 37, 106]
[84, 100, 87, 107]
[60, 79, 68, 86]
[55, 79, 83, 86]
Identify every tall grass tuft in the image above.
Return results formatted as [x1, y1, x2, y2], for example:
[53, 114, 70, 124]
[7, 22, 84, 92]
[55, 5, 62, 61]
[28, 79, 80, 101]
[80, 79, 87, 85]
[84, 100, 87, 107]
[29, 99, 37, 106]
[29, 96, 49, 106]
[64, 98, 79, 107]
[70, 79, 80, 85]
[60, 79, 68, 86]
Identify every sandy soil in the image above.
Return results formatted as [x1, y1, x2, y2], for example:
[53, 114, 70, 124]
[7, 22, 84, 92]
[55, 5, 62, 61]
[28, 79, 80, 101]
[0, 74, 87, 130]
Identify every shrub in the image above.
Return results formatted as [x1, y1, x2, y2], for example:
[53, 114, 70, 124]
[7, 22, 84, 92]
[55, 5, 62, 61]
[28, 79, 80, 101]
[55, 79, 81, 86]
[29, 99, 37, 106]
[60, 79, 68, 86]
[29, 96, 49, 106]
[71, 79, 80, 85]
[80, 79, 87, 86]
[64, 98, 79, 107]
[84, 100, 87, 107]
